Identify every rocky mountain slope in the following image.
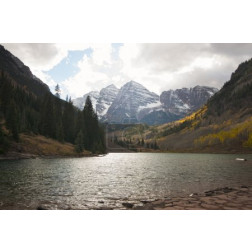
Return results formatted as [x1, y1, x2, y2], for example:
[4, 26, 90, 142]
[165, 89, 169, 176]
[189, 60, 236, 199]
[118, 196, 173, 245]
[73, 91, 100, 112]
[73, 80, 217, 125]
[141, 85, 218, 125]
[113, 58, 252, 153]
[73, 84, 119, 118]
[105, 81, 160, 123]
[160, 85, 218, 116]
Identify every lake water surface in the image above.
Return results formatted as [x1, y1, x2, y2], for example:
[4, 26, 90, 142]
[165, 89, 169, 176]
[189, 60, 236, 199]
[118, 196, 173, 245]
[0, 153, 252, 209]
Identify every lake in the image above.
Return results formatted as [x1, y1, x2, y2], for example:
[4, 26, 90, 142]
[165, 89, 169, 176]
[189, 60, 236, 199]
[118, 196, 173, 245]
[0, 153, 252, 209]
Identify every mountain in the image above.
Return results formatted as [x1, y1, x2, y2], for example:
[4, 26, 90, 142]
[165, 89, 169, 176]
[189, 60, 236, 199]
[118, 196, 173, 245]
[160, 86, 218, 113]
[207, 60, 252, 117]
[105, 81, 160, 123]
[97, 84, 120, 116]
[137, 85, 218, 125]
[113, 58, 252, 153]
[74, 80, 218, 125]
[0, 45, 50, 96]
[73, 91, 100, 112]
[72, 84, 119, 118]
[155, 86, 219, 123]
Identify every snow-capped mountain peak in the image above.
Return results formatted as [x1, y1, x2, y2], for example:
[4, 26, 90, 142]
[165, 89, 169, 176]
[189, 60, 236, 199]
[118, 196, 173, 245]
[73, 81, 218, 125]
[105, 81, 160, 123]
[72, 84, 119, 118]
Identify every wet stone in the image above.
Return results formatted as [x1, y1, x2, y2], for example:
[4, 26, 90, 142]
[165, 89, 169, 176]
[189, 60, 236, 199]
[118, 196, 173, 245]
[122, 203, 134, 208]
[165, 203, 173, 207]
[241, 185, 248, 189]
[201, 203, 220, 210]
[140, 200, 150, 204]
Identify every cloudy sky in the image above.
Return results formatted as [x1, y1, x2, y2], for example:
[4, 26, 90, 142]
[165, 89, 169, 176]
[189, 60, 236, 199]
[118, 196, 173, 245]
[3, 43, 252, 99]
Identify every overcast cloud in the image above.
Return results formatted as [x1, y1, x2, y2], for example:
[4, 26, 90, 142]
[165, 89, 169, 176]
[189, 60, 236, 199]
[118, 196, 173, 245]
[2, 43, 252, 98]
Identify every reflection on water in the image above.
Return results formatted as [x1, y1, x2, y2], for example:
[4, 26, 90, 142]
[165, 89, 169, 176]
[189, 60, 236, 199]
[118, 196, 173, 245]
[0, 153, 252, 209]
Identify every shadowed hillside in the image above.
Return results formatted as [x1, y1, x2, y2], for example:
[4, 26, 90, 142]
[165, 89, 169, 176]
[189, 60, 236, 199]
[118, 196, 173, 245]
[0, 45, 106, 156]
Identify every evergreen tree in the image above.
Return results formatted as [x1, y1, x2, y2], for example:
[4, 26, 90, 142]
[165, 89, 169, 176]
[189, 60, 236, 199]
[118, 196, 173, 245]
[154, 140, 159, 150]
[54, 97, 64, 142]
[56, 121, 64, 143]
[55, 84, 61, 98]
[62, 99, 75, 143]
[75, 130, 84, 153]
[82, 96, 106, 153]
[83, 96, 97, 150]
[141, 138, 145, 146]
[75, 111, 84, 138]
[40, 94, 56, 138]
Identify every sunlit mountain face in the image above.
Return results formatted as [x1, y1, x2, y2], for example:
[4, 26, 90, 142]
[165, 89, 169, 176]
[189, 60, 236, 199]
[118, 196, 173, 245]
[73, 81, 218, 125]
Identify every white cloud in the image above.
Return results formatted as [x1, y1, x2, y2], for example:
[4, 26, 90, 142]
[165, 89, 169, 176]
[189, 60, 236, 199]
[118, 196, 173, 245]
[59, 43, 252, 98]
[63, 55, 110, 96]
[2, 43, 94, 73]
[3, 43, 252, 98]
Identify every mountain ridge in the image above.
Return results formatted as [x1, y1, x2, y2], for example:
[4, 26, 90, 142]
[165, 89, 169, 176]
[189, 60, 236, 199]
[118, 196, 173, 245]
[73, 81, 218, 125]
[0, 45, 50, 96]
[110, 58, 252, 153]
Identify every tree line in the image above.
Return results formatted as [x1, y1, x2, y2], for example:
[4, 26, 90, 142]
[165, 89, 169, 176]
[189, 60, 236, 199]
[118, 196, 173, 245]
[112, 136, 159, 151]
[0, 72, 106, 154]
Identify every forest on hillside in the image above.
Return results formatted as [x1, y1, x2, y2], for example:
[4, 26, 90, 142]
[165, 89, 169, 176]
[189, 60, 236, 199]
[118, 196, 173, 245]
[0, 71, 106, 154]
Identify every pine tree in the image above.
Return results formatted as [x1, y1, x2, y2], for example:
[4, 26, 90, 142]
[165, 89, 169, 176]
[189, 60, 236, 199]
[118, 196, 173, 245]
[154, 140, 159, 150]
[54, 97, 64, 142]
[83, 96, 97, 150]
[56, 121, 64, 143]
[62, 99, 75, 143]
[141, 138, 145, 146]
[75, 111, 84, 138]
[75, 130, 84, 153]
[40, 94, 56, 138]
[82, 96, 106, 153]
[55, 84, 61, 98]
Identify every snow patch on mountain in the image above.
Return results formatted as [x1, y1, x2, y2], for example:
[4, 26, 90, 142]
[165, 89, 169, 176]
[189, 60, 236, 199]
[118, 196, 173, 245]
[105, 81, 160, 123]
[72, 84, 119, 118]
[137, 101, 162, 112]
[73, 81, 218, 125]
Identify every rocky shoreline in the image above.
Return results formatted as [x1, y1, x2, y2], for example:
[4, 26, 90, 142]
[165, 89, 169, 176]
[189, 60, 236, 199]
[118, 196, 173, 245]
[1, 186, 251, 210]
[128, 186, 252, 210]
[91, 185, 252, 210]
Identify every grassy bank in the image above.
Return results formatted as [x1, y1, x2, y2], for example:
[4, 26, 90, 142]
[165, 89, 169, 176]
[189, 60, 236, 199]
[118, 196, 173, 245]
[0, 133, 93, 159]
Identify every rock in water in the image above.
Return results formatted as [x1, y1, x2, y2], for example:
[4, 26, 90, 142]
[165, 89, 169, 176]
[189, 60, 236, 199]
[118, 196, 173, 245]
[235, 158, 247, 161]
